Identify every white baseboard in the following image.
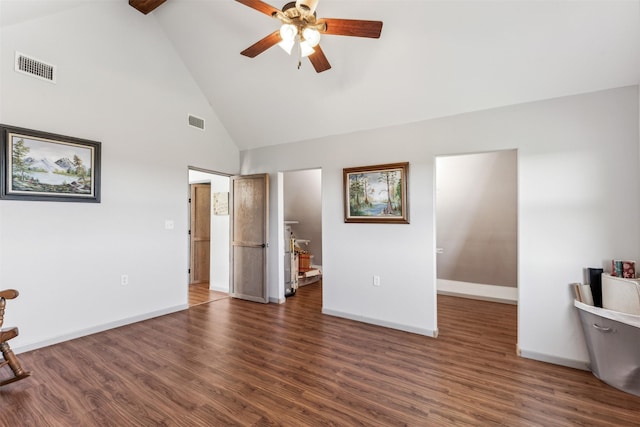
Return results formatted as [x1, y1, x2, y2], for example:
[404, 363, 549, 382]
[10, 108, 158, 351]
[322, 308, 438, 338]
[438, 290, 518, 305]
[270, 296, 286, 304]
[14, 304, 188, 354]
[299, 276, 321, 287]
[518, 347, 590, 371]
[437, 279, 518, 304]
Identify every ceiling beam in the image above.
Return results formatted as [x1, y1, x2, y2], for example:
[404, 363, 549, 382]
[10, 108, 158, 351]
[129, 0, 167, 15]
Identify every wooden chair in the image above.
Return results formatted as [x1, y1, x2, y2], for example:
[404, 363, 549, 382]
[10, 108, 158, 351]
[0, 289, 31, 386]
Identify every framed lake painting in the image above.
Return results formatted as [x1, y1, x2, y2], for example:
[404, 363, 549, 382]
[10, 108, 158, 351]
[343, 162, 409, 224]
[0, 125, 101, 202]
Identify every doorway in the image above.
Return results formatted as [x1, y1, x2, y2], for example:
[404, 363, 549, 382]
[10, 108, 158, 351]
[188, 168, 231, 306]
[435, 150, 518, 304]
[283, 168, 323, 298]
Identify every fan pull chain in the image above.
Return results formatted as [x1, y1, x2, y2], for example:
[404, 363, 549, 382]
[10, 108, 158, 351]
[297, 41, 302, 69]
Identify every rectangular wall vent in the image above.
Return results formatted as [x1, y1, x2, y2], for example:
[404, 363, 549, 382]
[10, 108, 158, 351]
[188, 115, 205, 130]
[15, 52, 56, 83]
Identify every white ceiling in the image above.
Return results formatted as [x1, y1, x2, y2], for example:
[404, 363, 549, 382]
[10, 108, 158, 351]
[3, 1, 640, 151]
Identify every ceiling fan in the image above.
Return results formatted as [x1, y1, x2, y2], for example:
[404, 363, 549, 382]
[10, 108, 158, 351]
[236, 0, 383, 73]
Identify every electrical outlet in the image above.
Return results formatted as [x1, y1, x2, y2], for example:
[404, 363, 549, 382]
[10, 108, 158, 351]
[121, 274, 129, 286]
[373, 275, 381, 287]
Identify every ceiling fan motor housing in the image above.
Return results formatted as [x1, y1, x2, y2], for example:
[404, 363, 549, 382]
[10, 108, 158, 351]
[280, 1, 324, 33]
[295, 0, 319, 14]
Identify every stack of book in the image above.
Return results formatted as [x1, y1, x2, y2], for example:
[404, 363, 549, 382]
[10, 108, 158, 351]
[611, 260, 636, 279]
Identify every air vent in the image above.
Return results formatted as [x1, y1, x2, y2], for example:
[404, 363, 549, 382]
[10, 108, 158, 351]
[188, 115, 205, 130]
[15, 52, 56, 83]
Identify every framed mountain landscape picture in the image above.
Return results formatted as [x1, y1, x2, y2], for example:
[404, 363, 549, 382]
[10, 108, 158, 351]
[343, 162, 409, 224]
[0, 125, 101, 202]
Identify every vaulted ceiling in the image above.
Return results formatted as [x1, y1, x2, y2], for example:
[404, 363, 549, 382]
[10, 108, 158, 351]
[4, 1, 640, 151]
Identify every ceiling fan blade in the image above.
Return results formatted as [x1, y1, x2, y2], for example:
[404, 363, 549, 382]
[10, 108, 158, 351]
[240, 30, 282, 58]
[235, 0, 280, 17]
[318, 18, 383, 38]
[129, 0, 166, 15]
[308, 45, 331, 73]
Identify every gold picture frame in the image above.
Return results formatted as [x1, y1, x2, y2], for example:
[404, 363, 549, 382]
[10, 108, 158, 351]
[343, 162, 409, 224]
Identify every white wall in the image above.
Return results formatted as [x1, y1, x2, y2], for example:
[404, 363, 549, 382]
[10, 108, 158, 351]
[241, 86, 640, 367]
[210, 174, 230, 292]
[0, 2, 239, 352]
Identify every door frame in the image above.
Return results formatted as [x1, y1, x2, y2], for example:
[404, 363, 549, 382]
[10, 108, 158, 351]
[434, 149, 518, 303]
[276, 168, 323, 304]
[188, 166, 231, 294]
[433, 150, 519, 343]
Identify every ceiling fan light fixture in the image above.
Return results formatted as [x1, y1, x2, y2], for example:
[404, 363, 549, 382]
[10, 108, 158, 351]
[278, 39, 295, 55]
[302, 27, 321, 47]
[299, 40, 315, 58]
[279, 23, 298, 41]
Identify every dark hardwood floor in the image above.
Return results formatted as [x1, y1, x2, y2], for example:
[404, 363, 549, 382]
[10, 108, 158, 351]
[1, 283, 639, 426]
[189, 282, 228, 307]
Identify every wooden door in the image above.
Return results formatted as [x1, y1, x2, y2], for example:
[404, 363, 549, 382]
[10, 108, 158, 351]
[190, 183, 211, 285]
[230, 174, 269, 303]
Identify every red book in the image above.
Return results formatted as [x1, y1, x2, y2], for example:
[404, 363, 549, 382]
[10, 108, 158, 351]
[622, 260, 636, 279]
